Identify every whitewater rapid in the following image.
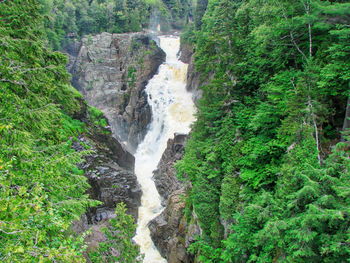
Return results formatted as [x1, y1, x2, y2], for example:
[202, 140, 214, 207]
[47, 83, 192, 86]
[133, 36, 196, 262]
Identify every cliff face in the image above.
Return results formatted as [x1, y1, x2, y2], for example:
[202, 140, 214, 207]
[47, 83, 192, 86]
[69, 33, 201, 261]
[72, 101, 141, 222]
[146, 42, 206, 263]
[69, 32, 165, 152]
[179, 42, 203, 104]
[178, 42, 193, 64]
[71, 102, 141, 259]
[150, 134, 200, 263]
[153, 134, 187, 205]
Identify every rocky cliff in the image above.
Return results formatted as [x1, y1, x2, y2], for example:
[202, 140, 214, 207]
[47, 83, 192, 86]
[153, 133, 187, 205]
[149, 134, 201, 263]
[179, 42, 203, 104]
[69, 32, 165, 152]
[71, 101, 141, 259]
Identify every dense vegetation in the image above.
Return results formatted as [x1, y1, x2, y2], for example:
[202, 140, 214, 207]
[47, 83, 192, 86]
[0, 0, 139, 262]
[178, 0, 350, 262]
[88, 203, 142, 263]
[42, 0, 194, 50]
[2, 0, 349, 262]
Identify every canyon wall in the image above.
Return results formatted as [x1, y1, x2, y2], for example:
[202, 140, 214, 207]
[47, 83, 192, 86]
[179, 42, 203, 104]
[69, 32, 165, 152]
[69, 33, 202, 262]
[146, 41, 210, 263]
[150, 134, 201, 263]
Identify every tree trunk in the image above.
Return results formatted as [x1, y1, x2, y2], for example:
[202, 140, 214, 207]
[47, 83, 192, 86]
[342, 96, 350, 139]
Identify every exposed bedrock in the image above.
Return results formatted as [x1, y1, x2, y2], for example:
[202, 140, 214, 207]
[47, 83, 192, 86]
[72, 102, 141, 222]
[185, 55, 204, 104]
[71, 102, 141, 260]
[69, 32, 165, 152]
[153, 133, 187, 205]
[179, 41, 207, 104]
[150, 134, 201, 263]
[178, 42, 193, 64]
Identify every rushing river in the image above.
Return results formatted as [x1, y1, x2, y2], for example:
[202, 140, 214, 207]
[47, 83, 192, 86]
[133, 36, 196, 262]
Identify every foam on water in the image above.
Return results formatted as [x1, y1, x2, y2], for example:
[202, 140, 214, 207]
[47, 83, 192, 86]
[133, 36, 196, 263]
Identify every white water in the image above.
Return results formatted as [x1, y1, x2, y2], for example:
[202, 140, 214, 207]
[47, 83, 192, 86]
[133, 36, 196, 262]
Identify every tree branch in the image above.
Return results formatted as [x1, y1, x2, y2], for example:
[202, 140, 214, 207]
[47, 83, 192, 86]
[0, 78, 26, 86]
[0, 229, 24, 235]
[303, 0, 313, 57]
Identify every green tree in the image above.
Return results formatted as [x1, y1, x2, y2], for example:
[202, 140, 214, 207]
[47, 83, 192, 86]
[88, 203, 142, 263]
[178, 0, 350, 261]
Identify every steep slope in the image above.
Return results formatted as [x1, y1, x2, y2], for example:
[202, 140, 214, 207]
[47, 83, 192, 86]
[0, 1, 140, 262]
[132, 35, 196, 263]
[150, 134, 200, 263]
[69, 32, 165, 152]
[176, 0, 350, 262]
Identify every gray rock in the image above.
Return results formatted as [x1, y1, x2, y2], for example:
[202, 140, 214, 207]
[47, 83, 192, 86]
[74, 130, 141, 220]
[149, 189, 200, 263]
[185, 55, 203, 104]
[150, 134, 200, 263]
[69, 32, 165, 152]
[149, 189, 189, 262]
[178, 42, 207, 104]
[70, 84, 141, 263]
[153, 133, 187, 205]
[178, 42, 193, 64]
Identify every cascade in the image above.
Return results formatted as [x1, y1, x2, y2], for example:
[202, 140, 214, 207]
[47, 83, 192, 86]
[133, 35, 196, 262]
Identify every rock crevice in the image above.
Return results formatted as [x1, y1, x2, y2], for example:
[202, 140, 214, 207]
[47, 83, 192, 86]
[150, 134, 200, 263]
[71, 100, 141, 260]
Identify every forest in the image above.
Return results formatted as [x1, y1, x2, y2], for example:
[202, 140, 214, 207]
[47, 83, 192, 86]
[0, 0, 142, 262]
[0, 0, 349, 262]
[42, 0, 193, 50]
[177, 0, 350, 262]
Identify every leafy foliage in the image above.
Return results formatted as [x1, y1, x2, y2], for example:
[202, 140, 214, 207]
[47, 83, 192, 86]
[88, 203, 142, 263]
[42, 0, 194, 50]
[178, 0, 350, 261]
[0, 1, 140, 262]
[0, 0, 96, 261]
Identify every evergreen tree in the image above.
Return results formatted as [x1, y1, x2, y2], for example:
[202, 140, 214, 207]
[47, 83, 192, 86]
[178, 0, 350, 261]
[0, 1, 141, 262]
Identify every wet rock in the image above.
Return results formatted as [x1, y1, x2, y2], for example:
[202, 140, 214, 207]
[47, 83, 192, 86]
[149, 188, 200, 263]
[185, 55, 203, 103]
[150, 134, 200, 263]
[73, 130, 141, 220]
[70, 102, 142, 222]
[178, 42, 211, 104]
[70, 103, 141, 262]
[94, 132, 134, 171]
[85, 162, 141, 220]
[69, 32, 165, 152]
[149, 189, 188, 262]
[178, 42, 193, 64]
[152, 133, 187, 205]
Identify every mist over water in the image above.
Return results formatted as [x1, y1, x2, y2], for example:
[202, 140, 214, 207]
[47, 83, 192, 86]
[149, 9, 160, 32]
[133, 36, 196, 263]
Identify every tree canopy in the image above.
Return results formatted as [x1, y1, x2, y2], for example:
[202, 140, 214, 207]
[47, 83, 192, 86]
[42, 0, 194, 50]
[0, 0, 140, 262]
[178, 0, 350, 261]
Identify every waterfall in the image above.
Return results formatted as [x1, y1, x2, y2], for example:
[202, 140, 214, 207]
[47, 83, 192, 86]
[133, 36, 196, 262]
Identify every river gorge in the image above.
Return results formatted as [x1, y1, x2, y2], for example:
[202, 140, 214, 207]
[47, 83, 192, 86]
[68, 32, 197, 262]
[3, 2, 348, 262]
[133, 36, 195, 262]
